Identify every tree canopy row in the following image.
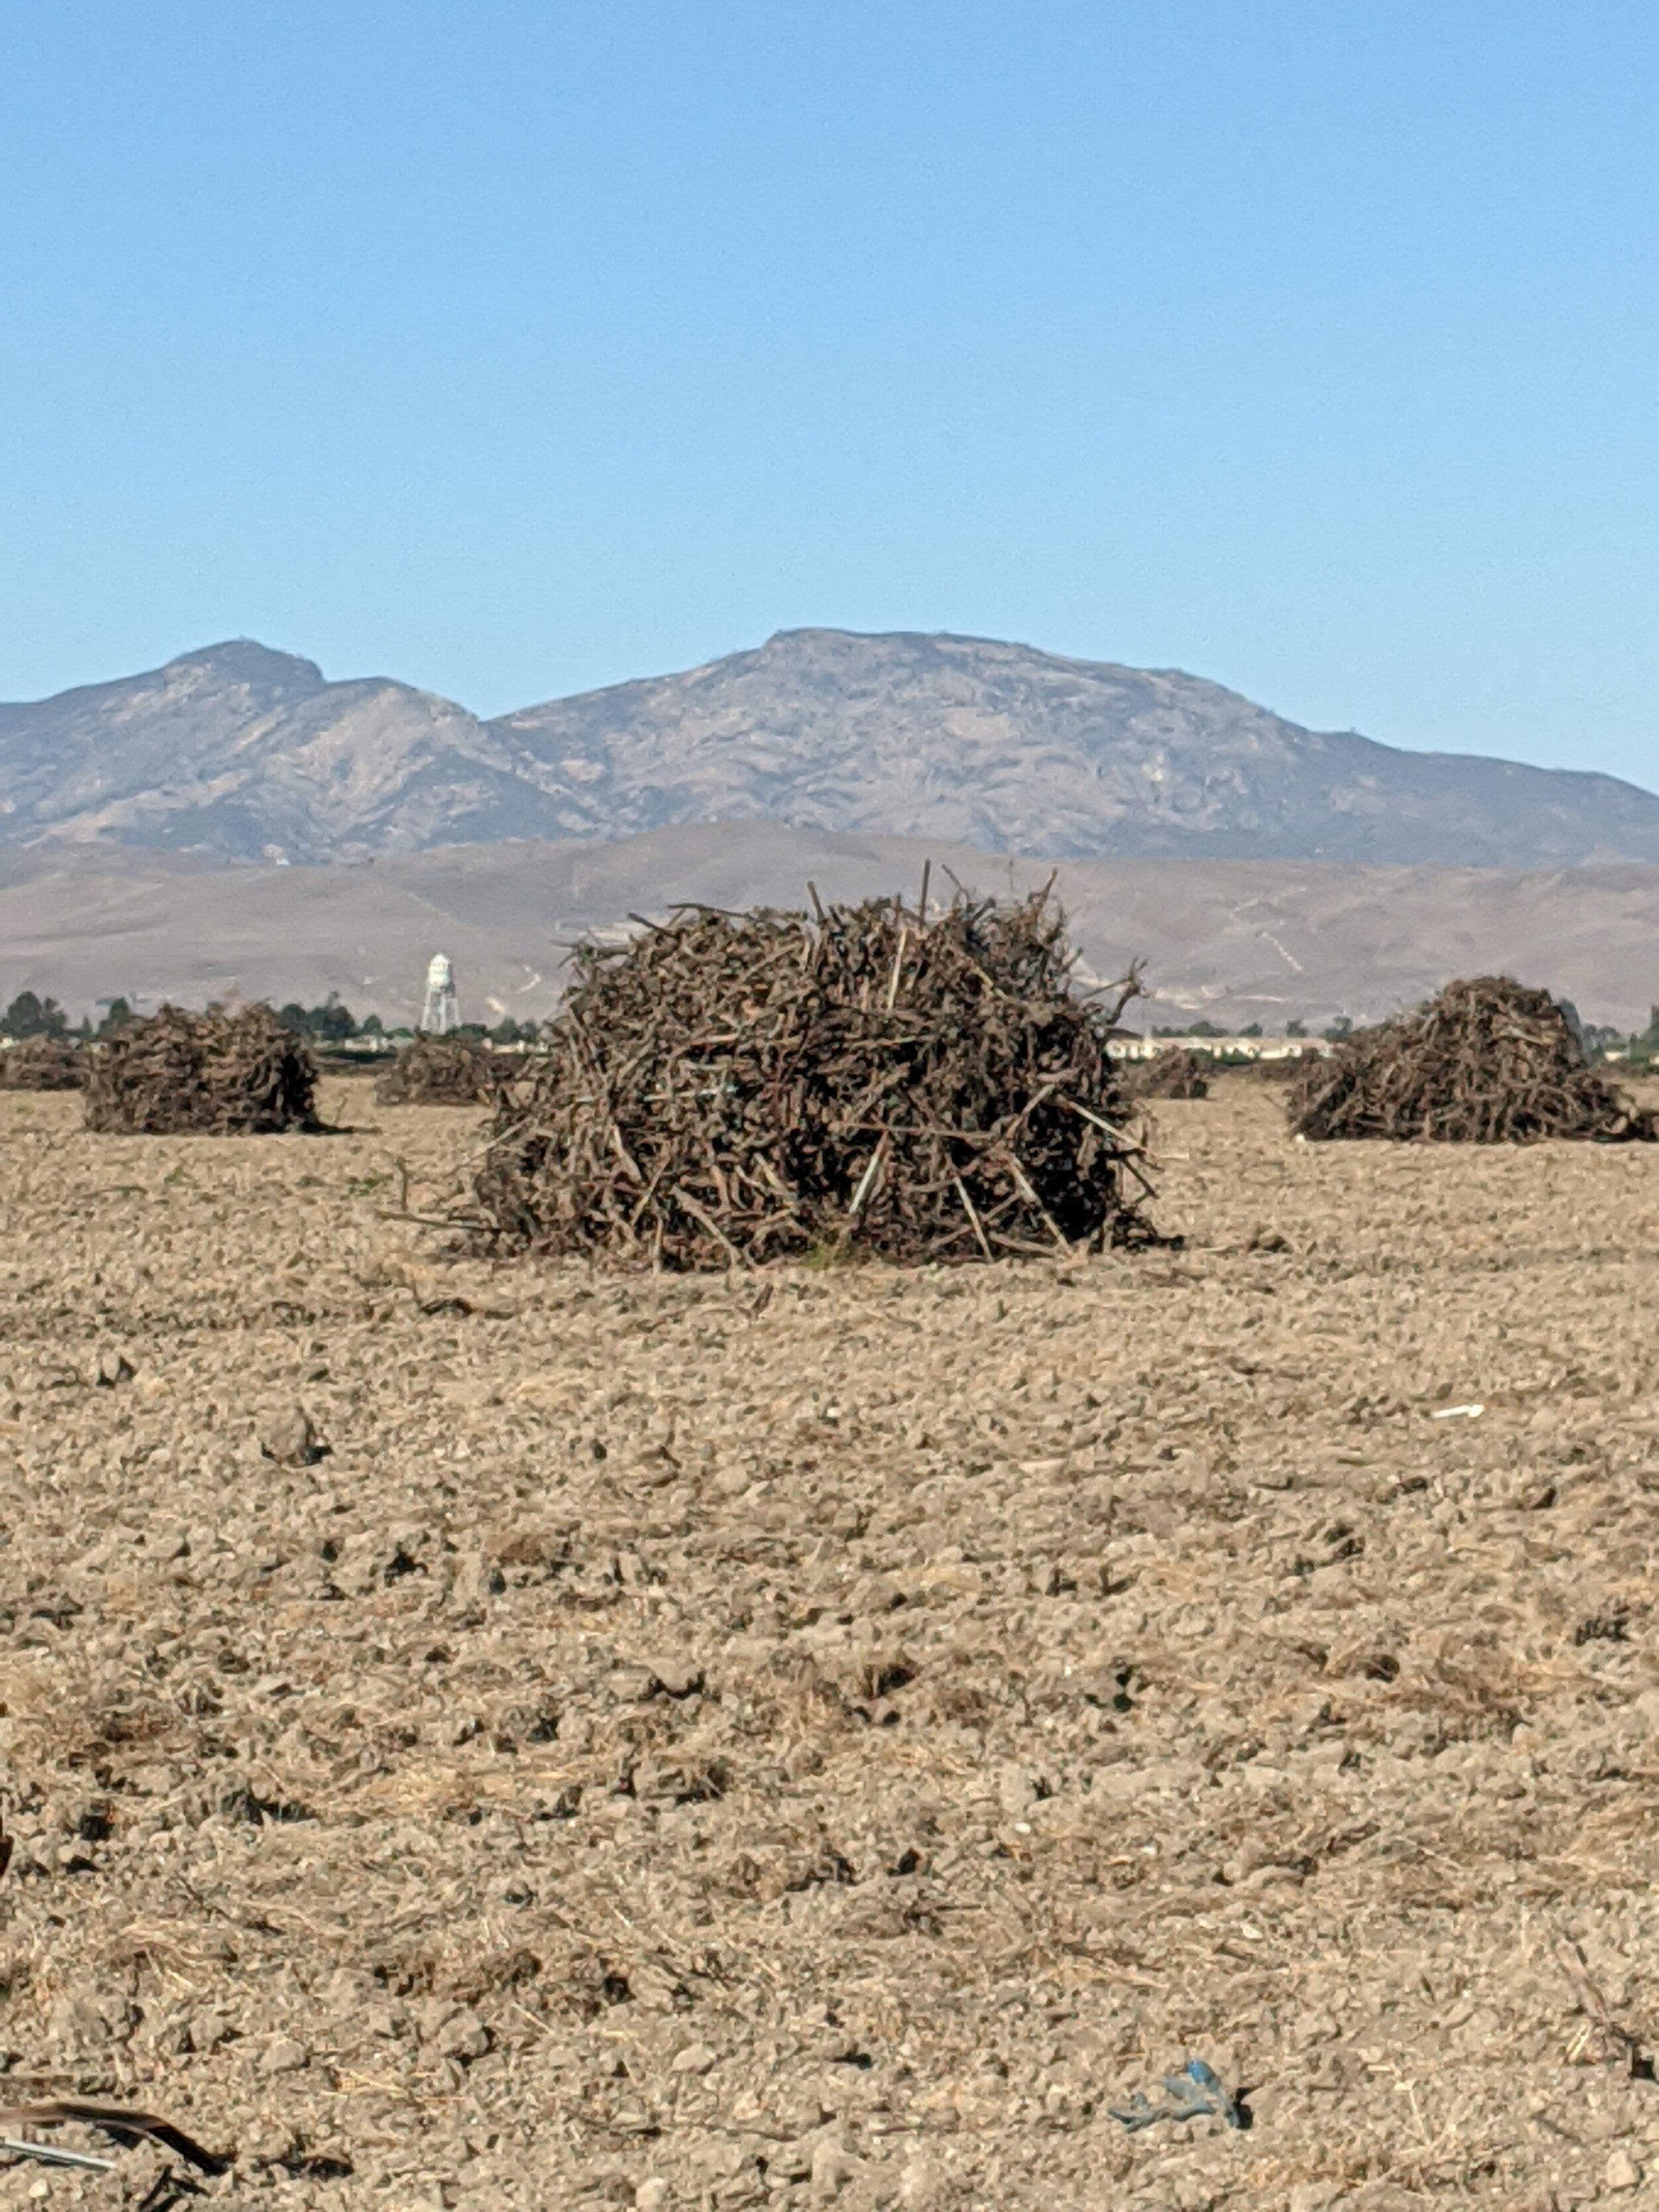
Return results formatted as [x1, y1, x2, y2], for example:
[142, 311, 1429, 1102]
[1, 989, 539, 1047]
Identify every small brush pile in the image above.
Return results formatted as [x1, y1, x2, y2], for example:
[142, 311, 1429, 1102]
[1250, 1049, 1324, 1083]
[1289, 976, 1654, 1143]
[84, 1005, 319, 1135]
[0, 1037, 86, 1091]
[1127, 1048, 1210, 1100]
[376, 1035, 502, 1105]
[470, 885, 1161, 1268]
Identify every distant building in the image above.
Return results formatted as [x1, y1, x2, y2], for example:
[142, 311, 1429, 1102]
[1110, 1034, 1333, 1063]
[419, 954, 461, 1034]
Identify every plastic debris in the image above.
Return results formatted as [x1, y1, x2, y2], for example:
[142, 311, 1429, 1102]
[0, 2100, 228, 2176]
[1432, 1402, 1485, 1420]
[0, 2136, 115, 2172]
[1110, 2058, 1246, 2132]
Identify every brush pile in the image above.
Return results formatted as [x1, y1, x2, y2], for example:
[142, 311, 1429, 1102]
[1289, 976, 1655, 1143]
[0, 1037, 86, 1090]
[471, 887, 1160, 1268]
[1127, 1047, 1210, 1100]
[1250, 1049, 1324, 1083]
[84, 1005, 319, 1135]
[376, 1035, 502, 1105]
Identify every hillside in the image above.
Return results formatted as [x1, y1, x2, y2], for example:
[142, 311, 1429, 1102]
[0, 642, 549, 863]
[5, 630, 1659, 867]
[494, 628, 1659, 867]
[5, 828, 1659, 1033]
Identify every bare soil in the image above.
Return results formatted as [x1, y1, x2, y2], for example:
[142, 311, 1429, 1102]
[4, 1081, 1659, 2210]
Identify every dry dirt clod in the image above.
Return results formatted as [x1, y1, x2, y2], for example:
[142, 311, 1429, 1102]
[258, 1404, 321, 1465]
[94, 1349, 135, 1387]
[431, 2010, 490, 2061]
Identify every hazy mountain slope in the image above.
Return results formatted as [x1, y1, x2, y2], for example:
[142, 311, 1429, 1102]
[0, 642, 581, 863]
[5, 828, 1658, 1033]
[6, 628, 1659, 866]
[492, 628, 1659, 867]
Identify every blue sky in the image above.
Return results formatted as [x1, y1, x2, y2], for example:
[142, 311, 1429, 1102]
[2, 1, 1657, 786]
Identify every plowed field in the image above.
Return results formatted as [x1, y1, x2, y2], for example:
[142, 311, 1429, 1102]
[4, 1079, 1659, 2210]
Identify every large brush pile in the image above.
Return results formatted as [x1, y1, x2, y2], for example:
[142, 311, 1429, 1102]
[84, 1006, 319, 1135]
[1126, 1047, 1210, 1100]
[1289, 976, 1655, 1143]
[0, 1037, 86, 1091]
[471, 887, 1161, 1268]
[376, 1035, 502, 1105]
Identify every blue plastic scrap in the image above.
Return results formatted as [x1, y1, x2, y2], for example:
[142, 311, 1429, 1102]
[1110, 2059, 1246, 2133]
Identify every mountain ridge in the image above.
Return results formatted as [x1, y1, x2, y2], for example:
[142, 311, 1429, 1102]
[3, 628, 1658, 868]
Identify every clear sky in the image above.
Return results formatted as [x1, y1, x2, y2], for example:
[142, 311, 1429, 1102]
[2, 1, 1657, 788]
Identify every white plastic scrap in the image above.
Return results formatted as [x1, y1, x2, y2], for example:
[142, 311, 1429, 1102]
[0, 2137, 115, 2172]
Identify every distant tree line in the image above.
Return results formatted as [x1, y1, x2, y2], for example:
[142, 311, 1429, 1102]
[1, 988, 540, 1047]
[1143, 1003, 1659, 1065]
[1559, 999, 1659, 1066]
[273, 992, 539, 1046]
[7, 986, 1657, 1063]
[1, 990, 135, 1041]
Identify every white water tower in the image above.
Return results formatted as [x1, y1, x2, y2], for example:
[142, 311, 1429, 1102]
[419, 952, 461, 1034]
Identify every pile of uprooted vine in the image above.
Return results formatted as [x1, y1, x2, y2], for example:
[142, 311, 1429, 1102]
[375, 1035, 504, 1105]
[0, 1037, 86, 1091]
[470, 886, 1163, 1268]
[1126, 1047, 1210, 1100]
[1289, 976, 1655, 1143]
[84, 1006, 319, 1135]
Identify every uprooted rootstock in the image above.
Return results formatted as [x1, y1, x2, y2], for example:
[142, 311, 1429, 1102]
[1126, 1047, 1210, 1100]
[375, 1033, 504, 1106]
[0, 1037, 86, 1090]
[469, 886, 1167, 1268]
[83, 1005, 319, 1136]
[1288, 976, 1656, 1144]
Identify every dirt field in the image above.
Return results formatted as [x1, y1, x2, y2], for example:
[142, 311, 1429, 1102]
[4, 1077, 1659, 2210]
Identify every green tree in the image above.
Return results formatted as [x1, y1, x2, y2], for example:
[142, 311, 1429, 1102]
[277, 993, 358, 1043]
[1324, 1015, 1354, 1043]
[1286, 1018, 1307, 1038]
[310, 991, 356, 1043]
[96, 997, 134, 1037]
[3, 990, 70, 1039]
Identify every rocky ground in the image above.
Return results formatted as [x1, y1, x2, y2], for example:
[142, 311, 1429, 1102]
[3, 1077, 1659, 2209]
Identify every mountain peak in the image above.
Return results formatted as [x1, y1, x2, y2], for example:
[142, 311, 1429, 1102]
[3, 628, 1659, 869]
[158, 639, 326, 691]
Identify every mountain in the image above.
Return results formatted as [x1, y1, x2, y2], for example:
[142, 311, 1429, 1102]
[0, 642, 567, 863]
[492, 630, 1659, 866]
[5, 828, 1659, 1033]
[5, 628, 1659, 867]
